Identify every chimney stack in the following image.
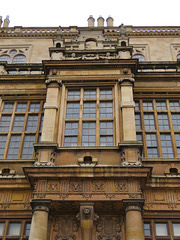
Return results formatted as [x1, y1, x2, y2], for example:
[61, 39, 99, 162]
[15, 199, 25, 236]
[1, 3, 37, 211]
[97, 16, 104, 27]
[3, 16, 10, 28]
[88, 15, 95, 27]
[106, 16, 114, 27]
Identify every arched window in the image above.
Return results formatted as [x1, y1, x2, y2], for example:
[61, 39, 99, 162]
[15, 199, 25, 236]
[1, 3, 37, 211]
[0, 55, 10, 63]
[85, 38, 97, 49]
[121, 41, 126, 47]
[177, 54, 180, 60]
[13, 54, 26, 64]
[132, 54, 145, 62]
[56, 43, 61, 48]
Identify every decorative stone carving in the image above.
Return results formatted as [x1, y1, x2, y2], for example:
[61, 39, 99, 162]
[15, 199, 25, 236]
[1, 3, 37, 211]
[51, 51, 65, 60]
[69, 180, 83, 192]
[34, 145, 57, 166]
[92, 181, 105, 192]
[0, 65, 7, 75]
[53, 216, 79, 240]
[114, 181, 128, 192]
[96, 216, 122, 240]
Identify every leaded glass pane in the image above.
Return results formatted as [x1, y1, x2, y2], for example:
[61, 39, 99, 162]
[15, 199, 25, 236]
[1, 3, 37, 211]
[170, 101, 180, 110]
[12, 115, 25, 131]
[143, 101, 153, 110]
[26, 115, 38, 131]
[144, 113, 155, 130]
[156, 101, 167, 110]
[0, 135, 7, 158]
[82, 122, 96, 146]
[67, 90, 80, 99]
[21, 134, 35, 158]
[7, 135, 21, 159]
[100, 89, 112, 98]
[171, 113, 180, 130]
[100, 101, 113, 118]
[66, 102, 80, 119]
[16, 103, 27, 112]
[84, 89, 96, 99]
[83, 102, 96, 118]
[0, 115, 11, 132]
[3, 103, 14, 112]
[160, 134, 174, 158]
[0, 222, 5, 235]
[135, 113, 141, 130]
[158, 113, 169, 130]
[173, 223, 180, 236]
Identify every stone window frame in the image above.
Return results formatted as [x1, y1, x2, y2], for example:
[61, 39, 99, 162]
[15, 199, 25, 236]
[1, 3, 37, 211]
[62, 86, 117, 147]
[144, 220, 180, 239]
[0, 99, 44, 159]
[0, 220, 31, 239]
[135, 99, 180, 159]
[0, 45, 32, 64]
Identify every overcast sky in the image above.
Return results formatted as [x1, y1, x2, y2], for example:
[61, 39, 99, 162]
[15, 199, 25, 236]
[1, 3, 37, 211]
[1, 0, 180, 28]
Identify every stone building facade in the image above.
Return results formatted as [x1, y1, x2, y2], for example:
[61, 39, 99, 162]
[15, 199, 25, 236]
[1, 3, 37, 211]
[0, 16, 180, 240]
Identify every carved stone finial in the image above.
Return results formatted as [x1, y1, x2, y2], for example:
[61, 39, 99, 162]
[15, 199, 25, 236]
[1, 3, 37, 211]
[45, 78, 62, 87]
[0, 65, 7, 75]
[120, 24, 126, 37]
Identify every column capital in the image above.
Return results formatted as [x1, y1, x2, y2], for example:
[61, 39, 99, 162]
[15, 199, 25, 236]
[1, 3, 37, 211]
[123, 199, 144, 213]
[45, 78, 62, 88]
[118, 77, 135, 86]
[30, 199, 52, 213]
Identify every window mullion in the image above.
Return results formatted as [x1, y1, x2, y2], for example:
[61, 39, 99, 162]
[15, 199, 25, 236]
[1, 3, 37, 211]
[78, 88, 83, 146]
[154, 100, 162, 158]
[96, 87, 100, 146]
[167, 100, 178, 158]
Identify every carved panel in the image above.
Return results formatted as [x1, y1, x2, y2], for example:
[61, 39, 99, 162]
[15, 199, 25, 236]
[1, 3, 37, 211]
[52, 216, 79, 240]
[96, 216, 122, 240]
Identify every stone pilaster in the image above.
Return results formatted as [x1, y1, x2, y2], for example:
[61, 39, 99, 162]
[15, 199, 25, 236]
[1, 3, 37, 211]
[119, 77, 136, 142]
[41, 79, 61, 142]
[29, 199, 51, 240]
[123, 199, 145, 240]
[79, 203, 98, 240]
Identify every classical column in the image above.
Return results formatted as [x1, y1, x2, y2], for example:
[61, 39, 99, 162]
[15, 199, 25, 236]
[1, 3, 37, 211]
[41, 79, 61, 142]
[29, 199, 51, 240]
[79, 203, 97, 240]
[123, 199, 145, 240]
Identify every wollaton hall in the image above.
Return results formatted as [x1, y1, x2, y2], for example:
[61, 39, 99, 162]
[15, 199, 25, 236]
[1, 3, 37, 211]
[0, 15, 180, 240]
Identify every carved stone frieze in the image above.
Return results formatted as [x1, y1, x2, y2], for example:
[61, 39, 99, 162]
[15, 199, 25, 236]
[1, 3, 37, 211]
[96, 216, 122, 240]
[69, 180, 83, 192]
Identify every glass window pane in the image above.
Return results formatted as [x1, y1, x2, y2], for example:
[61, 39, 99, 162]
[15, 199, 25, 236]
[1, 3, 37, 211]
[0, 55, 10, 63]
[171, 114, 180, 130]
[82, 122, 96, 146]
[135, 113, 141, 130]
[158, 113, 169, 130]
[0, 115, 11, 131]
[83, 102, 96, 118]
[0, 135, 7, 158]
[143, 101, 153, 110]
[146, 134, 158, 158]
[100, 89, 112, 98]
[100, 101, 113, 118]
[144, 113, 155, 130]
[84, 89, 96, 99]
[21, 135, 35, 159]
[16, 103, 27, 112]
[12, 115, 25, 131]
[144, 223, 151, 236]
[68, 90, 80, 99]
[160, 134, 174, 158]
[0, 222, 5, 235]
[7, 135, 21, 159]
[13, 54, 26, 64]
[66, 102, 80, 119]
[26, 115, 38, 131]
[29, 103, 40, 112]
[175, 134, 180, 157]
[156, 101, 167, 110]
[155, 223, 168, 236]
[7, 222, 21, 235]
[173, 223, 180, 236]
[170, 101, 180, 110]
[24, 223, 31, 236]
[3, 103, 14, 112]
